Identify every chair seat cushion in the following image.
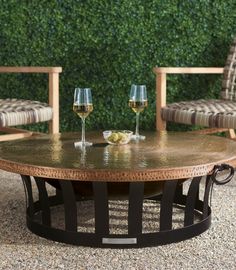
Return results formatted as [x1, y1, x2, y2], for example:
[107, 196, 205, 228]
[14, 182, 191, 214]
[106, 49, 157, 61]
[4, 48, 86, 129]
[0, 98, 53, 127]
[161, 99, 236, 128]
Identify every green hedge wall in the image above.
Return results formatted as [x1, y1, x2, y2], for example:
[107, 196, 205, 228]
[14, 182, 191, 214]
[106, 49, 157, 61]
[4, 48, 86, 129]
[0, 0, 235, 132]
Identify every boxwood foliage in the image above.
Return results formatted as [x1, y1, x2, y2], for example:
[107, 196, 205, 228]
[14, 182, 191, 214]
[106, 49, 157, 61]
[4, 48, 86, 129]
[0, 0, 235, 132]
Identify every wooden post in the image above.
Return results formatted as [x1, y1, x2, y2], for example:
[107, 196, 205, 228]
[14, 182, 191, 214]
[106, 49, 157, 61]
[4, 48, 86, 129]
[49, 72, 60, 134]
[156, 73, 166, 131]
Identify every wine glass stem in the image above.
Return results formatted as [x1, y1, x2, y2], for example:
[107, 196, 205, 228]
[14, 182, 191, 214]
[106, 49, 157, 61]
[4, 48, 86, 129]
[135, 112, 140, 136]
[81, 118, 86, 144]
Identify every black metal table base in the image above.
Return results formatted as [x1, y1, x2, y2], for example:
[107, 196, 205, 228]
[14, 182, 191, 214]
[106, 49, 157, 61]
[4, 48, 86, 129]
[21, 175, 213, 248]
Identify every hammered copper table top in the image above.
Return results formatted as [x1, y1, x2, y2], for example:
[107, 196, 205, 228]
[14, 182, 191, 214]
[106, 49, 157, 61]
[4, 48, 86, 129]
[0, 131, 236, 181]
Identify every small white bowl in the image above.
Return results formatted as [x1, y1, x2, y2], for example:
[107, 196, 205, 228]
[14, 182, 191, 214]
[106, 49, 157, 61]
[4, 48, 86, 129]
[103, 130, 133, 145]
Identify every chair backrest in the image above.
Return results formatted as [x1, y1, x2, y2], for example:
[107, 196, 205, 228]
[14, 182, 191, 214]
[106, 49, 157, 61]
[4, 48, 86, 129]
[221, 37, 236, 100]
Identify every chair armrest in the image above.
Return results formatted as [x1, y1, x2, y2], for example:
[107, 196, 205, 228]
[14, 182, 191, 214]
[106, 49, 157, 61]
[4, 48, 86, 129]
[153, 67, 224, 131]
[0, 66, 62, 73]
[0, 66, 62, 134]
[153, 67, 224, 74]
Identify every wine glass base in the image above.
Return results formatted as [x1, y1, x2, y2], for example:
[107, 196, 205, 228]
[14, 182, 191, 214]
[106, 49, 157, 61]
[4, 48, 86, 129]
[131, 134, 146, 140]
[74, 141, 93, 148]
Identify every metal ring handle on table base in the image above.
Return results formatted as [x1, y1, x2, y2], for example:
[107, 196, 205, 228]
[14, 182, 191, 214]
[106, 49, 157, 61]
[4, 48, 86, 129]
[21, 174, 213, 248]
[211, 164, 234, 185]
[209, 164, 234, 207]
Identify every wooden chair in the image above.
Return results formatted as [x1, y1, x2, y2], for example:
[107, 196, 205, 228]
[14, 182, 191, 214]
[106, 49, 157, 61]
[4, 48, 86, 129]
[0, 67, 62, 141]
[153, 37, 236, 139]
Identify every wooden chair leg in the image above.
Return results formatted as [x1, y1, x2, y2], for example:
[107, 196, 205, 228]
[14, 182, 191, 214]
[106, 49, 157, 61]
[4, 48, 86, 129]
[0, 127, 33, 141]
[0, 133, 33, 141]
[189, 128, 228, 135]
[226, 129, 236, 139]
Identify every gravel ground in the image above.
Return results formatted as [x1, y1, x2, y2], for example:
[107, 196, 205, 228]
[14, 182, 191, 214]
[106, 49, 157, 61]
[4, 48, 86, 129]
[0, 170, 235, 270]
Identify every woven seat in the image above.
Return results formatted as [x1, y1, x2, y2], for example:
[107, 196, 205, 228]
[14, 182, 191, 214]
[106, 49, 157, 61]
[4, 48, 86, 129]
[162, 99, 236, 128]
[0, 99, 53, 127]
[153, 36, 236, 137]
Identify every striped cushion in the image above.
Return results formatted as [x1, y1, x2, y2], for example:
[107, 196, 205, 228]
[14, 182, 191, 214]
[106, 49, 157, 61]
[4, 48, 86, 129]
[0, 99, 53, 127]
[161, 99, 236, 128]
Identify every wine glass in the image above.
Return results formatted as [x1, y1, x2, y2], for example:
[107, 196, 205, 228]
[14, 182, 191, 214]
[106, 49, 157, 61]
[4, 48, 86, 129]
[73, 88, 93, 147]
[129, 84, 147, 140]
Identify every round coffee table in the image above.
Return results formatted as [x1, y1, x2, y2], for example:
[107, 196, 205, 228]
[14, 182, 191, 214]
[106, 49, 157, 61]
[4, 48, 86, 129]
[0, 131, 235, 248]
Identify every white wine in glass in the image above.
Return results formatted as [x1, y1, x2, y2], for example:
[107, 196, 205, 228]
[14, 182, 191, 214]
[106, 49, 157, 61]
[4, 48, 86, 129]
[73, 88, 93, 147]
[129, 84, 147, 140]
